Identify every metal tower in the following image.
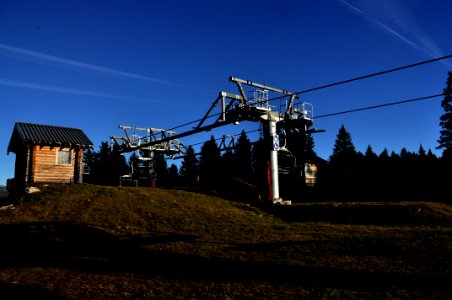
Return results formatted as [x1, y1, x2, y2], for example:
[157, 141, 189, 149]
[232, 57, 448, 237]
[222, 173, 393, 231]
[110, 77, 319, 204]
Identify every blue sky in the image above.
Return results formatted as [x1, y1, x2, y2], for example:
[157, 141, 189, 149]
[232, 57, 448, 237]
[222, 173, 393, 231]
[1, 0, 451, 185]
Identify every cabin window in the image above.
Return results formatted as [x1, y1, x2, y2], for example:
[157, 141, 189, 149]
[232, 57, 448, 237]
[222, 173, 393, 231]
[57, 150, 72, 165]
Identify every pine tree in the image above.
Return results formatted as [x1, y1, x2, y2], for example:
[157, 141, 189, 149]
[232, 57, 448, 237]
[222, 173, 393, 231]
[304, 133, 317, 159]
[234, 130, 253, 181]
[328, 125, 357, 191]
[400, 147, 411, 160]
[418, 144, 426, 158]
[180, 145, 199, 187]
[380, 148, 389, 160]
[329, 125, 356, 162]
[437, 71, 452, 159]
[220, 149, 235, 193]
[364, 145, 378, 160]
[199, 135, 221, 189]
[94, 142, 110, 185]
[89, 141, 129, 185]
[390, 150, 399, 159]
[427, 149, 437, 161]
[398, 147, 415, 191]
[364, 145, 378, 188]
[167, 163, 180, 187]
[154, 153, 168, 187]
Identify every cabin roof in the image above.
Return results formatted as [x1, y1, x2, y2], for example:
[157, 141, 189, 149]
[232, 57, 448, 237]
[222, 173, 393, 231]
[8, 122, 93, 154]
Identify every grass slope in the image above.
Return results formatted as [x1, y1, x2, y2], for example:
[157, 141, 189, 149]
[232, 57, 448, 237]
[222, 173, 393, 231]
[0, 184, 451, 299]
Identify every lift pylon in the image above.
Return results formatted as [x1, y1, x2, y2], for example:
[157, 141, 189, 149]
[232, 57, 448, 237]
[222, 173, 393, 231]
[110, 77, 319, 204]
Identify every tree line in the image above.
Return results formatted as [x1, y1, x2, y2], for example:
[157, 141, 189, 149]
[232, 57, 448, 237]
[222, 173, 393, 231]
[320, 125, 449, 201]
[83, 131, 260, 198]
[83, 72, 452, 202]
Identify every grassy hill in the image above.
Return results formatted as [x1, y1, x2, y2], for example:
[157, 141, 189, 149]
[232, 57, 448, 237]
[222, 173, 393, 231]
[0, 184, 451, 299]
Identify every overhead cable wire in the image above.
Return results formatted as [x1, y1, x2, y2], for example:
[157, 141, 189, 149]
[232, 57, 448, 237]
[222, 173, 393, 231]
[222, 54, 452, 110]
[168, 118, 205, 131]
[266, 54, 452, 103]
[314, 93, 444, 119]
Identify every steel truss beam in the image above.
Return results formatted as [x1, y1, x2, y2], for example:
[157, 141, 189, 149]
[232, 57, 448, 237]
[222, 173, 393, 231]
[111, 125, 182, 156]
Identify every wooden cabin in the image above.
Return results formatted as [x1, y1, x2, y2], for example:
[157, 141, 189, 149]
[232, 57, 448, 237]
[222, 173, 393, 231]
[7, 122, 93, 192]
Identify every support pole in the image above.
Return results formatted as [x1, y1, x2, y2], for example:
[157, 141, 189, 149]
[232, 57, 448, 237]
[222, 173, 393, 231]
[268, 119, 281, 204]
[268, 117, 291, 205]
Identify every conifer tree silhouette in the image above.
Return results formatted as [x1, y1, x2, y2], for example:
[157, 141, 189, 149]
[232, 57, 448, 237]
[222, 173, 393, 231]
[437, 72, 452, 159]
[84, 141, 129, 185]
[154, 153, 168, 187]
[199, 135, 221, 190]
[330, 125, 356, 163]
[180, 145, 199, 187]
[329, 125, 357, 192]
[234, 130, 253, 182]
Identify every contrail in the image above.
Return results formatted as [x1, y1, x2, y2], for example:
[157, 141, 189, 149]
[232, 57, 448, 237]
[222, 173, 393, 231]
[0, 43, 206, 90]
[339, 0, 438, 59]
[0, 78, 171, 104]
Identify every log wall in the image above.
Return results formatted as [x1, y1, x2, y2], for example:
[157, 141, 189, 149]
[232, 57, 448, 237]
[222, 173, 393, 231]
[32, 146, 77, 183]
